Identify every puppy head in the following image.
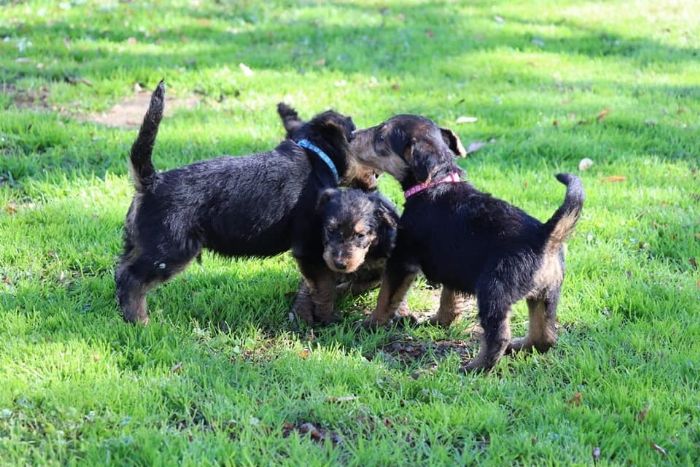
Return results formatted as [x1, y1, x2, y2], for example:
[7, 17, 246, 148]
[278, 104, 378, 190]
[297, 110, 356, 149]
[351, 115, 465, 186]
[316, 189, 398, 273]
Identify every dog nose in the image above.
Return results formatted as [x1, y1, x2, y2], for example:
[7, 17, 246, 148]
[333, 259, 347, 270]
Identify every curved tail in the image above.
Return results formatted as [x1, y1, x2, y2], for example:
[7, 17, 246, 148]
[276, 102, 304, 138]
[543, 173, 584, 251]
[129, 80, 164, 191]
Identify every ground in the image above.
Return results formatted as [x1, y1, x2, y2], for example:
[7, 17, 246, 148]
[1, 0, 699, 465]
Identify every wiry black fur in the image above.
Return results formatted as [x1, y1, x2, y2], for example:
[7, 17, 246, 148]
[361, 115, 584, 372]
[116, 82, 358, 324]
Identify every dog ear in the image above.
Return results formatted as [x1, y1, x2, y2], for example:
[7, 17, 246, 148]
[318, 113, 356, 143]
[440, 127, 466, 157]
[316, 188, 338, 212]
[277, 102, 304, 138]
[371, 194, 399, 252]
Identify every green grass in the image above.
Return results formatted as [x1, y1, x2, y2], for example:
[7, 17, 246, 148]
[1, 0, 699, 464]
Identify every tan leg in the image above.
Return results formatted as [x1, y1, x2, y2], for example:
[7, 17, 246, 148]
[429, 287, 466, 327]
[308, 271, 338, 325]
[365, 271, 417, 326]
[508, 297, 558, 354]
[291, 281, 315, 324]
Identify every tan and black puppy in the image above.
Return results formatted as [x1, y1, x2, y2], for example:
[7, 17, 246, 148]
[352, 115, 584, 372]
[116, 82, 370, 325]
[291, 188, 400, 324]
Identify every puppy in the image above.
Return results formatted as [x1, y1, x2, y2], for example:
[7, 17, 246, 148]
[291, 188, 400, 323]
[278, 102, 379, 191]
[116, 81, 364, 324]
[352, 115, 584, 371]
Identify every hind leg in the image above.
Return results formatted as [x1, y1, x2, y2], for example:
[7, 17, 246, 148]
[116, 243, 200, 324]
[508, 290, 559, 354]
[463, 286, 513, 372]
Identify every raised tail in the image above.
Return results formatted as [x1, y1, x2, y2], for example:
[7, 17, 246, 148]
[276, 102, 304, 138]
[543, 173, 584, 251]
[129, 80, 164, 191]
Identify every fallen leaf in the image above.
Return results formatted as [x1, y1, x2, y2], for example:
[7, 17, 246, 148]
[637, 404, 650, 422]
[171, 362, 183, 373]
[314, 58, 326, 66]
[391, 83, 400, 91]
[126, 37, 137, 45]
[239, 63, 254, 76]
[592, 446, 601, 463]
[568, 392, 583, 406]
[298, 348, 310, 359]
[466, 141, 487, 154]
[334, 79, 347, 87]
[531, 38, 545, 47]
[4, 202, 17, 215]
[578, 158, 594, 171]
[651, 442, 667, 456]
[494, 15, 505, 24]
[596, 109, 610, 122]
[456, 116, 478, 124]
[326, 395, 358, 403]
[553, 119, 559, 127]
[602, 175, 626, 183]
[689, 257, 697, 269]
[425, 29, 434, 38]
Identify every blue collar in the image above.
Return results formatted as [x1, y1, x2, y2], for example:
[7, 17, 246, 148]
[297, 139, 339, 183]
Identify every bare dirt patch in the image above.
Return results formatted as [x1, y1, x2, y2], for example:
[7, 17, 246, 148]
[84, 91, 200, 128]
[2, 83, 52, 110]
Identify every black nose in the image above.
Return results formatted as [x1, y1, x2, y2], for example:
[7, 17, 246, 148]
[333, 259, 347, 270]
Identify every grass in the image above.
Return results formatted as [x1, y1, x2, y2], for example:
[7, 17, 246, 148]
[1, 0, 699, 464]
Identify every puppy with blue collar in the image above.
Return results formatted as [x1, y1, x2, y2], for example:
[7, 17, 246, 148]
[116, 82, 371, 325]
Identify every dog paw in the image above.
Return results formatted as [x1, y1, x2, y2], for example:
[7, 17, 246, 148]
[389, 313, 422, 329]
[290, 294, 316, 325]
[427, 315, 453, 328]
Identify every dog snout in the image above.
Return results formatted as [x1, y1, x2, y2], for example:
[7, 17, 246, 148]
[333, 257, 347, 271]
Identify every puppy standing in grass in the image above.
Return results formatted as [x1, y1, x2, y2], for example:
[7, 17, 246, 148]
[116, 81, 365, 325]
[352, 115, 584, 371]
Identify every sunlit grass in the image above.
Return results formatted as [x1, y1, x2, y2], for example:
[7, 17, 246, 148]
[1, 0, 699, 464]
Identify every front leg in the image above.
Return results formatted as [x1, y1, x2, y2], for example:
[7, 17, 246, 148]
[296, 259, 338, 326]
[365, 259, 418, 326]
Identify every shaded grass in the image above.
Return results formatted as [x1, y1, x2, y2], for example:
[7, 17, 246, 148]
[1, 0, 699, 464]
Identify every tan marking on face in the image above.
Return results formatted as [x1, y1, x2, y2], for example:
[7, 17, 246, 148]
[341, 157, 378, 190]
[323, 245, 370, 274]
[354, 221, 367, 234]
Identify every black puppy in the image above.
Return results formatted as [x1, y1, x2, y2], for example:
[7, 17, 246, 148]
[291, 188, 400, 323]
[352, 115, 584, 371]
[116, 81, 363, 324]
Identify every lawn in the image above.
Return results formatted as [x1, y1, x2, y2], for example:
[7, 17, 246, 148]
[1, 0, 699, 464]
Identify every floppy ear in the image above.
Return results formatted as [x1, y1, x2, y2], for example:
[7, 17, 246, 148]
[440, 127, 466, 157]
[277, 102, 304, 138]
[318, 114, 355, 143]
[316, 188, 338, 212]
[371, 195, 399, 253]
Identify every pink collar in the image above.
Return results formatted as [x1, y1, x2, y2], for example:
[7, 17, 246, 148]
[404, 172, 462, 199]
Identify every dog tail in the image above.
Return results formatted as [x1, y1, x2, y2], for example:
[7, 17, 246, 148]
[129, 80, 165, 191]
[543, 173, 584, 252]
[276, 102, 303, 137]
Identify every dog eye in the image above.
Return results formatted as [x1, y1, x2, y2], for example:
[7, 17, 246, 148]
[356, 232, 366, 239]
